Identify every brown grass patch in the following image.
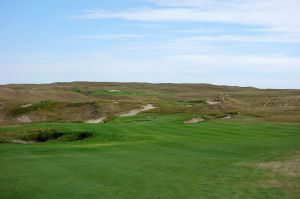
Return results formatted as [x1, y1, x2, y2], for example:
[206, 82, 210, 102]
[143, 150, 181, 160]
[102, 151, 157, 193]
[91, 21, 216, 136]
[184, 117, 205, 124]
[256, 154, 300, 177]
[266, 179, 300, 194]
[241, 153, 300, 177]
[239, 153, 300, 197]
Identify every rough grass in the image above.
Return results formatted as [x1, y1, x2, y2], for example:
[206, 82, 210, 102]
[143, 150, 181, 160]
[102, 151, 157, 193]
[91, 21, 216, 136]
[8, 100, 60, 116]
[1, 82, 300, 125]
[91, 90, 159, 96]
[0, 115, 299, 199]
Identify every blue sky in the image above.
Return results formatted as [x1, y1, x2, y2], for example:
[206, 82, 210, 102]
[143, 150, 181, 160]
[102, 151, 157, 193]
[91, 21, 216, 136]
[1, 0, 300, 88]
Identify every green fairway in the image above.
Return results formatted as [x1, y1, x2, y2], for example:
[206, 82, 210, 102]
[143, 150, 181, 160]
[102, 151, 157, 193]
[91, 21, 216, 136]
[0, 114, 299, 199]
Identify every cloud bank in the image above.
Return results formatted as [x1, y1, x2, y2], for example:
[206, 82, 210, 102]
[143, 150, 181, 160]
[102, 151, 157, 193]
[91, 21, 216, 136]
[74, 0, 300, 34]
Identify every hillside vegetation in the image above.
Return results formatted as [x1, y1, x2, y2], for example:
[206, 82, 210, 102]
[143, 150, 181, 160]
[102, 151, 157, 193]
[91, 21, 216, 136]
[0, 82, 299, 125]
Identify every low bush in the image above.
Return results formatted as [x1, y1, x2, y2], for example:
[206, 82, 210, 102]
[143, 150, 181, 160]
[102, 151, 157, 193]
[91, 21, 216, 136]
[59, 132, 93, 141]
[9, 101, 60, 116]
[13, 129, 93, 143]
[20, 129, 64, 142]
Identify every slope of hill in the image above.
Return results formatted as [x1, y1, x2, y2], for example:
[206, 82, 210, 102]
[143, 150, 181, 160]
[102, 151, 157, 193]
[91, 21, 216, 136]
[0, 82, 299, 126]
[1, 82, 300, 198]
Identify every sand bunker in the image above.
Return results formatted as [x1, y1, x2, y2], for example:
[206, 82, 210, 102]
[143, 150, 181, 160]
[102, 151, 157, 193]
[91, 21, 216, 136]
[121, 104, 156, 117]
[17, 115, 32, 123]
[108, 89, 121, 92]
[85, 117, 106, 124]
[13, 140, 35, 144]
[207, 100, 222, 105]
[21, 104, 32, 108]
[223, 115, 232, 119]
[206, 100, 221, 105]
[184, 117, 205, 124]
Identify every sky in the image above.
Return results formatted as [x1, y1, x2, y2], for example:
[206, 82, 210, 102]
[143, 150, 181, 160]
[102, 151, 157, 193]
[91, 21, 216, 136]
[0, 0, 300, 88]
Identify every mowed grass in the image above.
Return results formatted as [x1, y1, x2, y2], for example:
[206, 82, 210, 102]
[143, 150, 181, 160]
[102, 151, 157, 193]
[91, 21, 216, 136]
[0, 114, 299, 199]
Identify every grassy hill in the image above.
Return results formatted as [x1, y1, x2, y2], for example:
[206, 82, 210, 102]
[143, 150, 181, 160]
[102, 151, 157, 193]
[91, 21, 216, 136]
[0, 82, 299, 125]
[0, 82, 299, 198]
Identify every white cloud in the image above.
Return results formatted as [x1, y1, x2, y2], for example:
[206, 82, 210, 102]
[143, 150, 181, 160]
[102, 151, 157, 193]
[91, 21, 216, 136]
[73, 0, 300, 34]
[2, 52, 299, 86]
[77, 34, 145, 40]
[167, 54, 300, 73]
[150, 0, 237, 8]
[184, 34, 300, 43]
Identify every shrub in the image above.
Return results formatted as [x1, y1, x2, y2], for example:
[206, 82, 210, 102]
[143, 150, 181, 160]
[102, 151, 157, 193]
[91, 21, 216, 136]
[20, 129, 64, 142]
[9, 101, 60, 116]
[59, 132, 93, 141]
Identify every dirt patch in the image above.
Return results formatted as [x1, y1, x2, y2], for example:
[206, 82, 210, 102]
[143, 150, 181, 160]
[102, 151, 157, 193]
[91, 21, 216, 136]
[85, 117, 106, 124]
[17, 115, 32, 123]
[184, 117, 205, 124]
[120, 104, 156, 117]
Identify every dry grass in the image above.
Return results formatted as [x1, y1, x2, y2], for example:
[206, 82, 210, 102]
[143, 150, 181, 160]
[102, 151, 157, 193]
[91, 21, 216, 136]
[240, 152, 300, 177]
[240, 153, 300, 197]
[0, 82, 299, 125]
[257, 154, 300, 177]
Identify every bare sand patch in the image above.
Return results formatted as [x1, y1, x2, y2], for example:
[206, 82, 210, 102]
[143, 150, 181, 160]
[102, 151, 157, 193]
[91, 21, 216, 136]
[206, 100, 221, 105]
[223, 115, 232, 119]
[85, 117, 106, 124]
[120, 104, 156, 117]
[184, 117, 205, 124]
[108, 89, 121, 92]
[21, 104, 32, 108]
[13, 140, 35, 144]
[17, 115, 32, 123]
